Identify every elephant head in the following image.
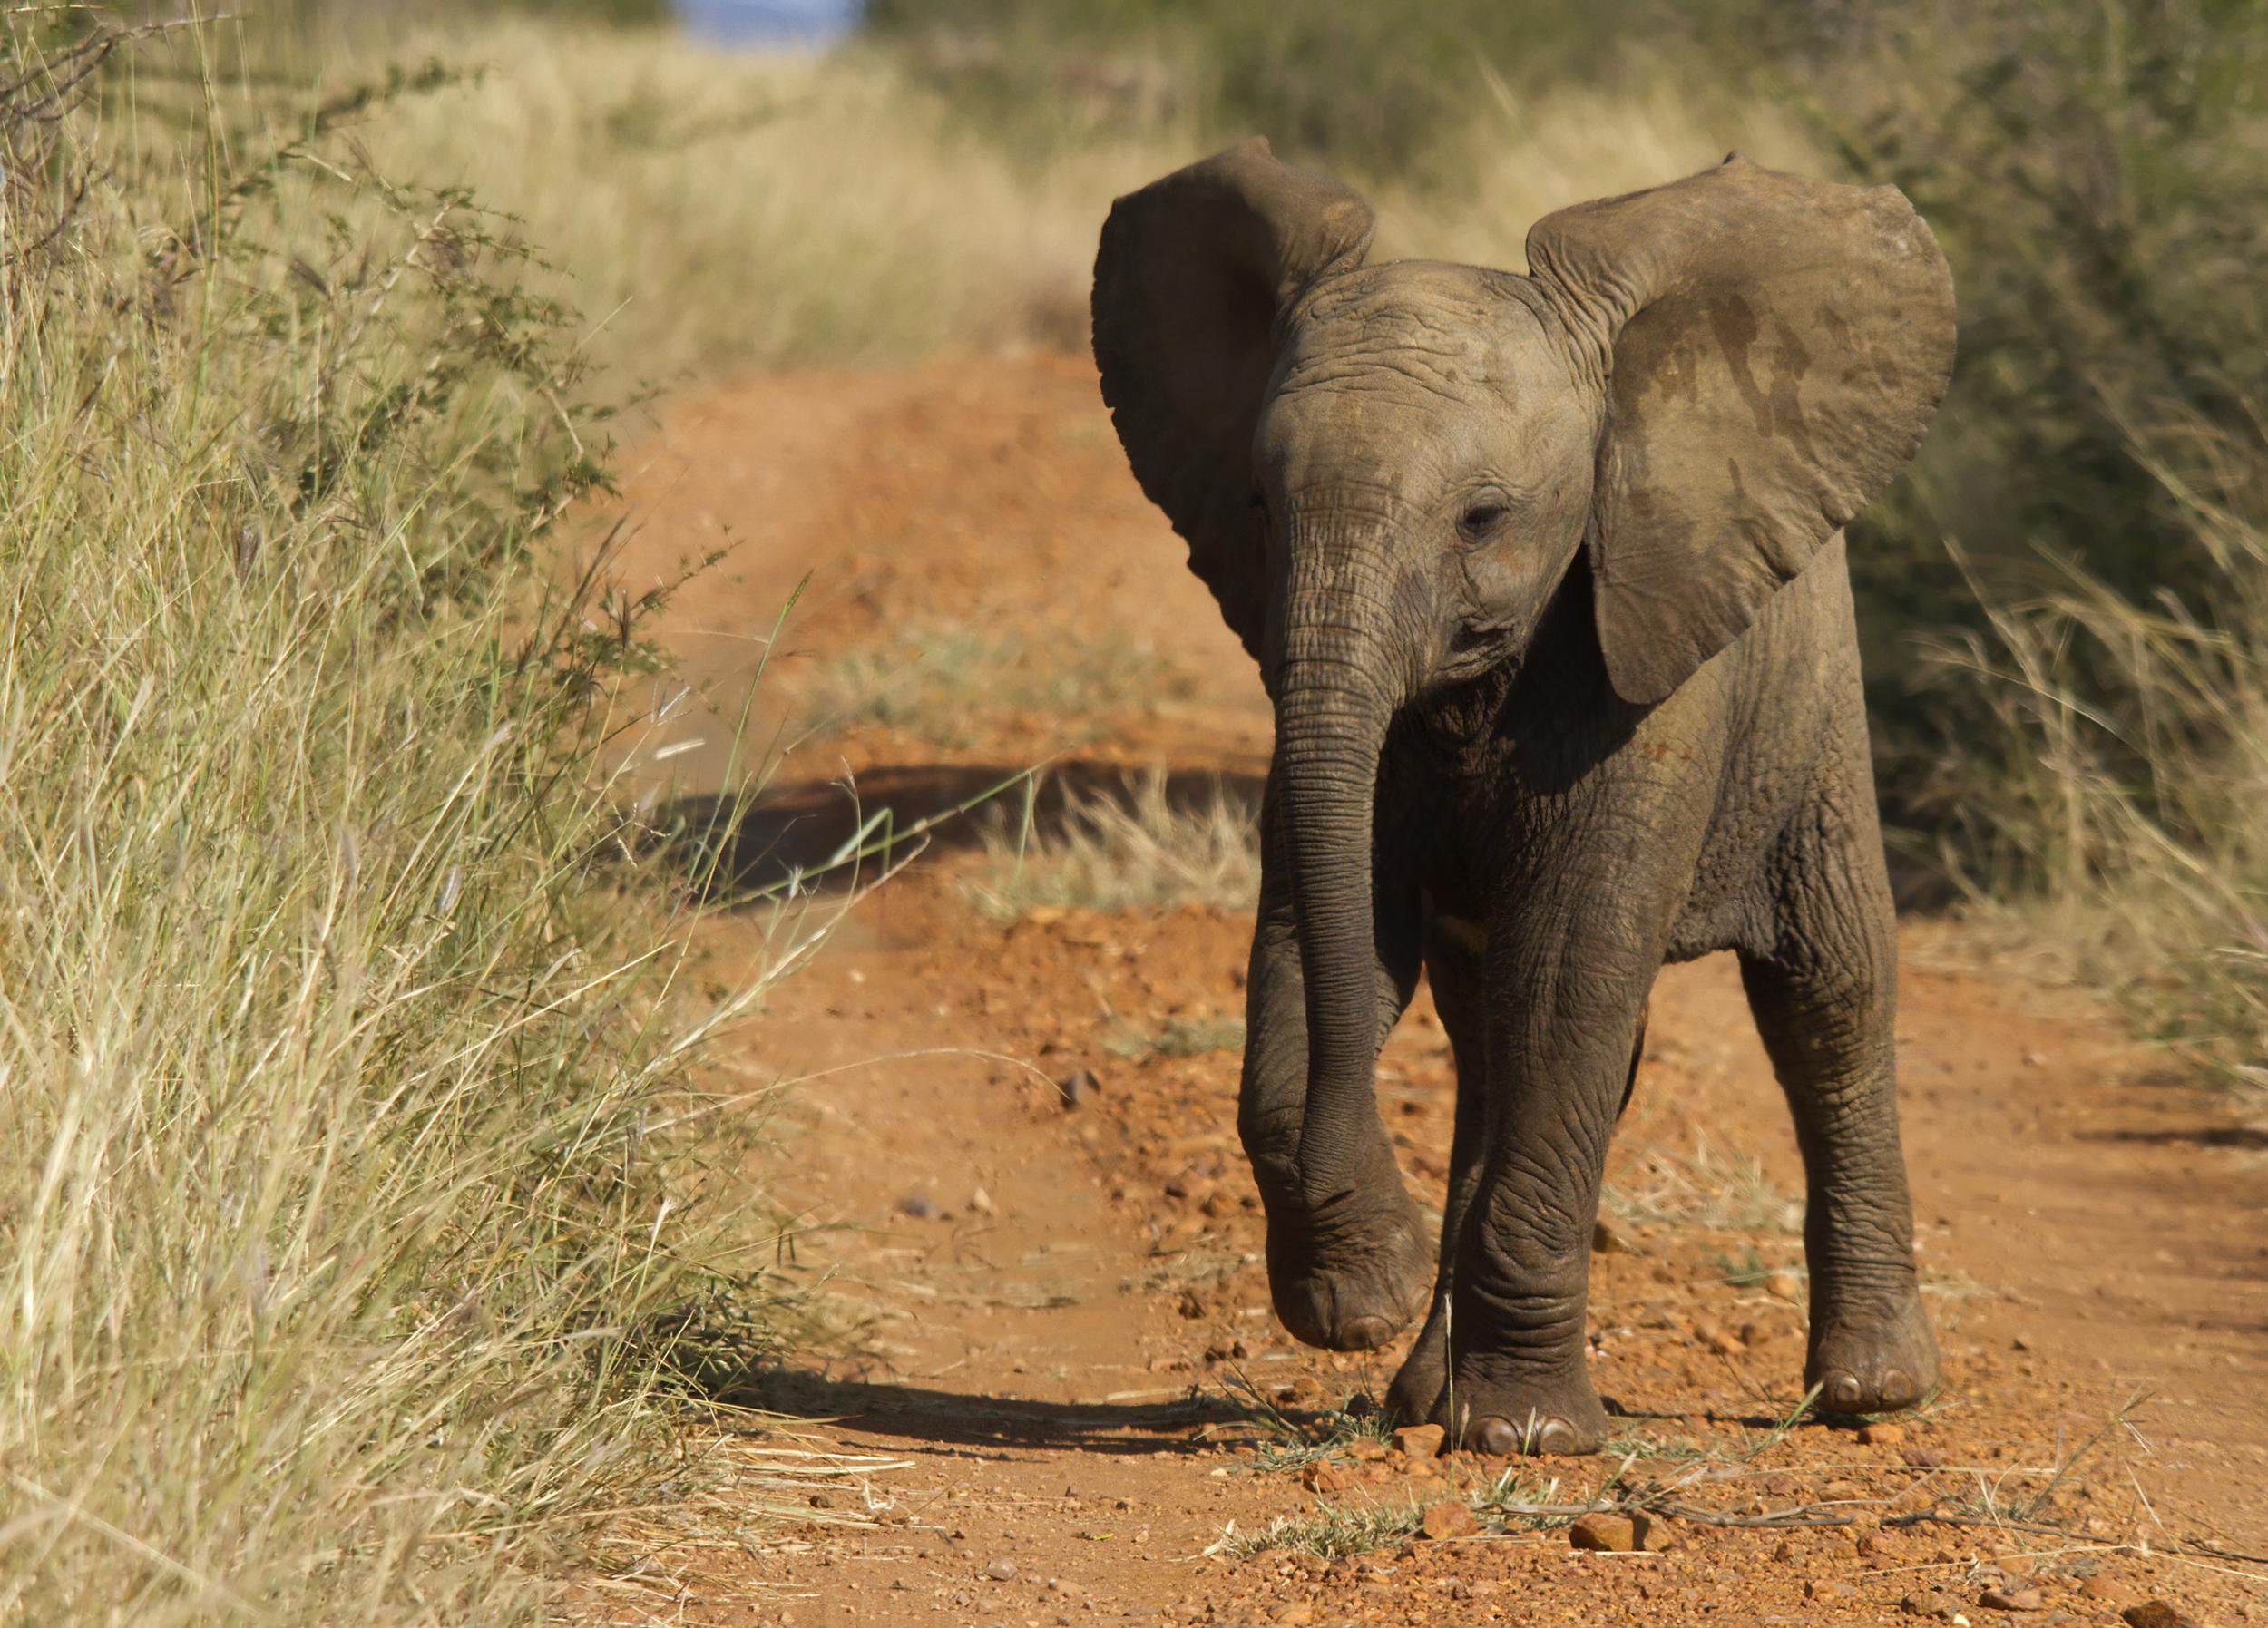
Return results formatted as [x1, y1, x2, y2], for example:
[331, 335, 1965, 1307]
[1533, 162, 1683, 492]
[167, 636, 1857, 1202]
[1090, 141, 1953, 1206]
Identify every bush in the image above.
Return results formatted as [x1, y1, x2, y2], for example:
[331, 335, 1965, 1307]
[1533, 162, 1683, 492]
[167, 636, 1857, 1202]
[0, 13, 777, 1621]
[861, 0, 1794, 175]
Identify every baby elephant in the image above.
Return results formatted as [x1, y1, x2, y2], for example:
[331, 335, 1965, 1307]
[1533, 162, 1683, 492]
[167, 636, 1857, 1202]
[1090, 142, 1953, 1453]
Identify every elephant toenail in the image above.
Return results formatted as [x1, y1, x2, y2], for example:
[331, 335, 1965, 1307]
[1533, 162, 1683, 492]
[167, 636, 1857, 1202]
[1340, 1314, 1393, 1350]
[1824, 1373, 1863, 1411]
[1533, 1418, 1578, 1455]
[1882, 1368, 1912, 1405]
[1474, 1416, 1520, 1455]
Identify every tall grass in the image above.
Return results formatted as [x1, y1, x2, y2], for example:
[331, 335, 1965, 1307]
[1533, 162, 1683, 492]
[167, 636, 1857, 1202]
[0, 15, 778, 1623]
[327, 23, 1194, 387]
[279, 15, 1806, 395]
[1919, 418, 2268, 1092]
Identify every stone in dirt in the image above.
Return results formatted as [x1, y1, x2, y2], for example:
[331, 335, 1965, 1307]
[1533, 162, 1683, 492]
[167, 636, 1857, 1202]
[1346, 1436, 1388, 1462]
[1421, 1499, 1479, 1540]
[1980, 1586, 2046, 1611]
[1858, 1421, 1908, 1447]
[1568, 1512, 1638, 1552]
[1591, 1217, 1638, 1254]
[1393, 1423, 1445, 1459]
[1902, 1593, 1966, 1620]
[1805, 1579, 1857, 1601]
[2078, 1577, 2137, 1609]
[1765, 1270, 1803, 1302]
[2122, 1604, 2193, 1628]
[1694, 1320, 1745, 1356]
[985, 1557, 1018, 1582]
[1299, 1461, 1346, 1496]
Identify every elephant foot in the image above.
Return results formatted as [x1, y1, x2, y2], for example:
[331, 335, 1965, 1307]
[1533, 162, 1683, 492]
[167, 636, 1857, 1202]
[1262, 1169, 1431, 1351]
[1382, 1299, 1449, 1424]
[1806, 1283, 1938, 1414]
[1439, 1362, 1608, 1457]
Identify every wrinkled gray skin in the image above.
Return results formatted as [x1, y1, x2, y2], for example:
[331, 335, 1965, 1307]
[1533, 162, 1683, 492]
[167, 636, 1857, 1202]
[1091, 141, 1956, 1455]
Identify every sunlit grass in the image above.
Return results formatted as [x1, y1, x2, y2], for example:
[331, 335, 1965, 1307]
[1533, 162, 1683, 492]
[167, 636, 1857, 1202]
[0, 14, 790, 1622]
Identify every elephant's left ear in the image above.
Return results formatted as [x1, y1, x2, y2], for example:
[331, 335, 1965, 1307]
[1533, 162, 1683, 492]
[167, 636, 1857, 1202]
[1528, 156, 1955, 705]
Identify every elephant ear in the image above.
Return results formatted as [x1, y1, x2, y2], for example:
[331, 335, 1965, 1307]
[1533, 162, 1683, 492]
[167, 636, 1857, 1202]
[1092, 138, 1376, 660]
[1527, 155, 1954, 705]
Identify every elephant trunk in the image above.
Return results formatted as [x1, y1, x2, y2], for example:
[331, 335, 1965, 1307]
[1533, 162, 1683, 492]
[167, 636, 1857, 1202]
[1272, 531, 1409, 1212]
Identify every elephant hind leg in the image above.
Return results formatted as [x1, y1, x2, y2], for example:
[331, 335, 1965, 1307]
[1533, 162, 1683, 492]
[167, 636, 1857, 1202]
[1740, 806, 1936, 1415]
[1384, 908, 1491, 1425]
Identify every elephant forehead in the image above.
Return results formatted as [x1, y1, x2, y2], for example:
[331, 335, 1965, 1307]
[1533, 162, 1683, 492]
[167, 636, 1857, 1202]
[1280, 263, 1526, 386]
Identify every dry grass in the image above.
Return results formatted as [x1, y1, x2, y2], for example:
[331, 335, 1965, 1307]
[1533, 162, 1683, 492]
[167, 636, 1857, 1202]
[964, 772, 1262, 920]
[286, 16, 1820, 399]
[0, 15, 793, 1623]
[1920, 410, 2268, 1097]
[806, 623, 1175, 746]
[1604, 1136, 1805, 1237]
[325, 22, 1193, 388]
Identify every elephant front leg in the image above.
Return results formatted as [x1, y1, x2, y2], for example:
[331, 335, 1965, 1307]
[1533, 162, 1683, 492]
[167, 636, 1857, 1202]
[1433, 902, 1668, 1456]
[1238, 798, 1429, 1352]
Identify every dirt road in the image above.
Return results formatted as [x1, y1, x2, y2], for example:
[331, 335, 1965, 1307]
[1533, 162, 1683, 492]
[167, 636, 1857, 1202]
[588, 356, 2268, 1626]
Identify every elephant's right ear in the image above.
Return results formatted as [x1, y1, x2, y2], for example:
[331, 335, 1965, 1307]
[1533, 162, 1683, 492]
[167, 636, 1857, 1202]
[1092, 139, 1376, 660]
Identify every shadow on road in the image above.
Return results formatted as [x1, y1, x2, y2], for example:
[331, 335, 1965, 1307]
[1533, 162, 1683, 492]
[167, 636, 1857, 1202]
[645, 760, 1266, 902]
[730, 1367, 1249, 1458]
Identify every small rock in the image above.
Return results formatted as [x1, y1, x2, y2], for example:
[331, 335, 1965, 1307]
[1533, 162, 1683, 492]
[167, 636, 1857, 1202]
[1903, 1593, 1967, 1620]
[2121, 1604, 2191, 1628]
[968, 1185, 996, 1216]
[1807, 1580, 1858, 1601]
[1176, 1290, 1206, 1320]
[1393, 1423, 1445, 1460]
[1421, 1499, 1479, 1540]
[2022, 1048, 2048, 1067]
[895, 1193, 938, 1220]
[1902, 1446, 1946, 1468]
[1591, 1217, 1637, 1255]
[1057, 1068, 1098, 1108]
[1694, 1320, 1745, 1356]
[1299, 1461, 1347, 1496]
[1346, 1436, 1388, 1462]
[1272, 1607, 1315, 1627]
[1980, 1587, 2045, 1612]
[1765, 1270, 1803, 1302]
[2078, 1578, 2137, 1609]
[1569, 1512, 1637, 1553]
[985, 1557, 1018, 1582]
[1858, 1421, 1908, 1447]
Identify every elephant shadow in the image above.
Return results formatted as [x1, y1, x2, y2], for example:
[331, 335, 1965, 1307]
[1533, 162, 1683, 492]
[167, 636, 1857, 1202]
[641, 760, 1266, 904]
[719, 1366, 1246, 1459]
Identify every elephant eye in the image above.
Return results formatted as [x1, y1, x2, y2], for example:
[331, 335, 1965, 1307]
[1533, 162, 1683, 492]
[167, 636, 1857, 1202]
[1457, 501, 1509, 541]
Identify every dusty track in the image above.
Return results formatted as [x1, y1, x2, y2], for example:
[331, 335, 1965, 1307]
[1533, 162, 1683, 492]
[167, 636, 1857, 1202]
[591, 356, 2267, 1627]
